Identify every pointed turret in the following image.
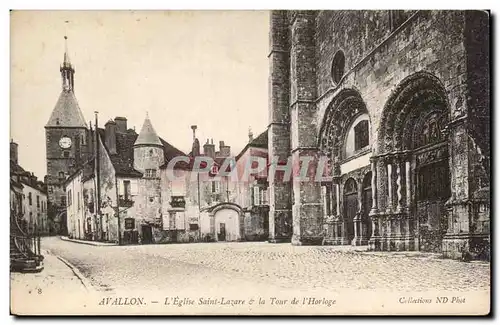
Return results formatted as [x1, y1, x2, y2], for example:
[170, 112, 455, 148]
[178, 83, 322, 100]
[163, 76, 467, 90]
[133, 113, 165, 173]
[134, 112, 162, 147]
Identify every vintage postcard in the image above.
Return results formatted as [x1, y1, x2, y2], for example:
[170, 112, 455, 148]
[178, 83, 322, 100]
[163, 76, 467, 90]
[9, 10, 490, 316]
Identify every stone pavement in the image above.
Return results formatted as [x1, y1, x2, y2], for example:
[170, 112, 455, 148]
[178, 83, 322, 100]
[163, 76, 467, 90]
[18, 237, 490, 315]
[10, 249, 98, 315]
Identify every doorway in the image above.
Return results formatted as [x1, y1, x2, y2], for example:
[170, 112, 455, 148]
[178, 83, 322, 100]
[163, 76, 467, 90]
[218, 223, 226, 241]
[141, 225, 153, 244]
[343, 178, 358, 243]
[362, 172, 373, 240]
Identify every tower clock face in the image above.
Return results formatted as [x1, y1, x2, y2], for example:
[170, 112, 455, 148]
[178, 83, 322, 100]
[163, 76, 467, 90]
[59, 137, 72, 149]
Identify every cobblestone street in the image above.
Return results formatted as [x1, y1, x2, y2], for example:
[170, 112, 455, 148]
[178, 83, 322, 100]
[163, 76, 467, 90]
[43, 237, 490, 294]
[11, 237, 490, 315]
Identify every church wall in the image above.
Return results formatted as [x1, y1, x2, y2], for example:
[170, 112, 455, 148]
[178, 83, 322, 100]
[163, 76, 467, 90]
[315, 11, 468, 149]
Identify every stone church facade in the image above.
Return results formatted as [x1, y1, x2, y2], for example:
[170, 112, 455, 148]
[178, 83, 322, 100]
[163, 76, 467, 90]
[268, 10, 490, 259]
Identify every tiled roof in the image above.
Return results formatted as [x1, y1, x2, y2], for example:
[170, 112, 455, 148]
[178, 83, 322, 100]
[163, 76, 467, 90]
[134, 116, 162, 146]
[46, 90, 87, 128]
[250, 131, 268, 148]
[96, 128, 188, 175]
[97, 128, 143, 178]
[10, 160, 46, 193]
[235, 130, 268, 161]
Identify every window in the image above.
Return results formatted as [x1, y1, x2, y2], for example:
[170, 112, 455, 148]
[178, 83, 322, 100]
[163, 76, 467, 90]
[149, 197, 155, 203]
[123, 180, 131, 200]
[77, 194, 80, 210]
[171, 196, 186, 209]
[260, 188, 268, 205]
[67, 190, 72, 206]
[149, 149, 154, 157]
[28, 192, 32, 205]
[253, 186, 268, 206]
[37, 195, 40, 208]
[124, 217, 135, 230]
[354, 120, 369, 151]
[189, 223, 199, 231]
[58, 172, 65, 180]
[344, 114, 370, 159]
[331, 50, 346, 84]
[211, 181, 220, 194]
[63, 151, 70, 158]
[145, 169, 157, 178]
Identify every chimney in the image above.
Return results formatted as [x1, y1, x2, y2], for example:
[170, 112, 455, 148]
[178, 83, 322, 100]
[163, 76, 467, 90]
[191, 125, 197, 141]
[104, 120, 117, 155]
[114, 117, 127, 133]
[203, 138, 215, 158]
[218, 140, 231, 157]
[248, 127, 253, 142]
[191, 126, 200, 156]
[10, 139, 18, 165]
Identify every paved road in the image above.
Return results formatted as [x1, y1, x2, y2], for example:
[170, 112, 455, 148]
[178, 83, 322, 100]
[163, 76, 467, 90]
[43, 236, 490, 295]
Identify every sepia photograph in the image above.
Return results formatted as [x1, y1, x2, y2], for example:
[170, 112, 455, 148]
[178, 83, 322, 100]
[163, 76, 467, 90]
[8, 8, 491, 316]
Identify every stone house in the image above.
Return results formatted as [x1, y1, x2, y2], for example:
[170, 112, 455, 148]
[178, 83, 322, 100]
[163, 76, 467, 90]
[268, 10, 490, 259]
[231, 130, 270, 241]
[10, 140, 49, 235]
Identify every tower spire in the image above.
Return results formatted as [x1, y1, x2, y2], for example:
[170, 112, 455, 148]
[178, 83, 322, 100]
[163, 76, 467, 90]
[63, 35, 70, 65]
[60, 33, 75, 92]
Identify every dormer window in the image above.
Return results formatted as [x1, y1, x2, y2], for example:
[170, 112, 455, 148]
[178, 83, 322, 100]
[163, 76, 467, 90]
[145, 169, 157, 178]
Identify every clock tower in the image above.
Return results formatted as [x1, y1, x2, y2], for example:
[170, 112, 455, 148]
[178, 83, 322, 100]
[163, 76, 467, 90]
[45, 36, 89, 231]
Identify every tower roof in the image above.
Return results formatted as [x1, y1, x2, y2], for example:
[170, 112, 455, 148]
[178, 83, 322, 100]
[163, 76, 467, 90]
[134, 113, 162, 146]
[45, 90, 87, 128]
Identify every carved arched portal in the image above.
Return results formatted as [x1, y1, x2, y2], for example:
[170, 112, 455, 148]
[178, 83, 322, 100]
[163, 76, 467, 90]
[375, 71, 451, 252]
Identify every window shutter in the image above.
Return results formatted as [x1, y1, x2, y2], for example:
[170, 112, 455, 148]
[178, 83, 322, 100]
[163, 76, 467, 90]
[118, 180, 124, 196]
[130, 180, 138, 195]
[253, 186, 260, 206]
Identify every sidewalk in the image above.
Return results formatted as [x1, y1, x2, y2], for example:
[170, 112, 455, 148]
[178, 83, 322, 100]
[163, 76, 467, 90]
[10, 249, 98, 315]
[60, 236, 117, 246]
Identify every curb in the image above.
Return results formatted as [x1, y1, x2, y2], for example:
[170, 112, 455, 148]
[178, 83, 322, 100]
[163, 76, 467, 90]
[56, 255, 95, 293]
[60, 236, 117, 247]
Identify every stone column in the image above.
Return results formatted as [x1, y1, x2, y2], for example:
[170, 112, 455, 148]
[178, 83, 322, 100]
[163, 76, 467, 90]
[386, 161, 394, 213]
[395, 156, 403, 213]
[368, 157, 381, 251]
[370, 157, 379, 214]
[405, 160, 411, 211]
[353, 178, 366, 246]
[268, 10, 292, 243]
[442, 116, 475, 259]
[403, 156, 415, 251]
[289, 11, 323, 246]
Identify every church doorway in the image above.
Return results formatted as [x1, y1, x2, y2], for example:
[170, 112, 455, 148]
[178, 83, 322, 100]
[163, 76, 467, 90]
[343, 178, 358, 243]
[362, 172, 373, 241]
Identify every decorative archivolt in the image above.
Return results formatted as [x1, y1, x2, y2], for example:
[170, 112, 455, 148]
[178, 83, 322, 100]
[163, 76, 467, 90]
[378, 71, 450, 154]
[318, 89, 369, 168]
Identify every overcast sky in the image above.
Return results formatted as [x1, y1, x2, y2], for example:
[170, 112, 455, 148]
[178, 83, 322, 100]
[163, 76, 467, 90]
[10, 10, 270, 179]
